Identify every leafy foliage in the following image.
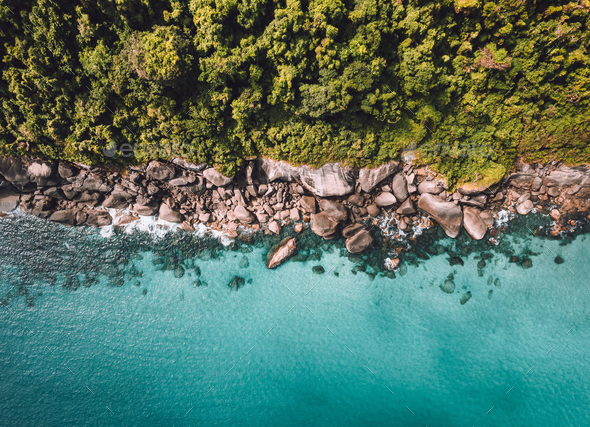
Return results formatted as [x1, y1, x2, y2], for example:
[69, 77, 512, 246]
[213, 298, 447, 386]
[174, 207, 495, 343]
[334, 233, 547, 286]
[0, 0, 588, 181]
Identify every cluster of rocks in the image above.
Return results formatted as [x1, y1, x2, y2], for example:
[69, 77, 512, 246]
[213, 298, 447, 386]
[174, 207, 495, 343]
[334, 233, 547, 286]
[1, 156, 589, 257]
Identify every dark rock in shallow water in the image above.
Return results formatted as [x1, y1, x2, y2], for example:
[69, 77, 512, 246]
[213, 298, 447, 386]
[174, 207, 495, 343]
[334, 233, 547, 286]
[312, 265, 325, 274]
[228, 276, 245, 290]
[142, 288, 148, 296]
[521, 257, 533, 269]
[477, 259, 486, 269]
[554, 256, 565, 264]
[509, 256, 520, 263]
[194, 266, 201, 276]
[460, 291, 472, 305]
[449, 256, 464, 266]
[174, 266, 185, 278]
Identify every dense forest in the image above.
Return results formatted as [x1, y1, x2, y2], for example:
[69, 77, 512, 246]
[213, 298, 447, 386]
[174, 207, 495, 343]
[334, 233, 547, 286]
[0, 0, 589, 184]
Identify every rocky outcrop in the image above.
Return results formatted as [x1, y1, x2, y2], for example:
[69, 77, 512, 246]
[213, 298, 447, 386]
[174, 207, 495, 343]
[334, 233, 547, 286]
[266, 237, 297, 269]
[345, 229, 374, 253]
[358, 161, 398, 193]
[418, 193, 463, 238]
[159, 202, 183, 223]
[462, 207, 488, 240]
[146, 161, 176, 181]
[203, 167, 232, 187]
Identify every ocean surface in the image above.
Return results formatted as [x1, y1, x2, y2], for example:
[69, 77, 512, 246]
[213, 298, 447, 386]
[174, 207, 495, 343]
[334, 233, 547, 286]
[1, 212, 589, 426]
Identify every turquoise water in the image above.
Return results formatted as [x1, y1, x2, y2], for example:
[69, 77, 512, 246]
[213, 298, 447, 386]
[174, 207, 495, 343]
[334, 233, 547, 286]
[1, 214, 589, 426]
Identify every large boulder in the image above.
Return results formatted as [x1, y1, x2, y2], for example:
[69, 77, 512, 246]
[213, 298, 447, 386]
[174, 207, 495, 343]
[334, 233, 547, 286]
[375, 192, 396, 207]
[543, 165, 587, 187]
[417, 180, 444, 195]
[265, 237, 298, 269]
[134, 202, 159, 216]
[310, 212, 339, 239]
[358, 161, 399, 193]
[342, 223, 364, 238]
[299, 195, 317, 213]
[318, 199, 348, 222]
[462, 207, 487, 240]
[396, 198, 416, 215]
[417, 193, 463, 238]
[146, 161, 176, 181]
[345, 230, 374, 254]
[0, 157, 33, 191]
[27, 161, 54, 179]
[0, 190, 19, 212]
[516, 199, 534, 215]
[391, 174, 409, 201]
[158, 202, 182, 223]
[233, 205, 256, 224]
[48, 209, 76, 225]
[203, 167, 232, 187]
[260, 159, 354, 197]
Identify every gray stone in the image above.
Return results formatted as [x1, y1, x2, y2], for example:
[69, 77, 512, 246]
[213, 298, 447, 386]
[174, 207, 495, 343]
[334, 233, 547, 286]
[366, 204, 380, 217]
[418, 193, 463, 238]
[375, 192, 396, 207]
[49, 209, 76, 225]
[358, 161, 399, 193]
[268, 220, 281, 234]
[418, 180, 444, 195]
[146, 161, 176, 181]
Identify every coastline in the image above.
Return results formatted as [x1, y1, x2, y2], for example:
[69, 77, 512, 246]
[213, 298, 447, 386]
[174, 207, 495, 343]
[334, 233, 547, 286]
[1, 156, 589, 265]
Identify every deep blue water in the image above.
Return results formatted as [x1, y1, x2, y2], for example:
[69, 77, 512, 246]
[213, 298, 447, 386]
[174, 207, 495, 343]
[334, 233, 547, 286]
[1, 213, 589, 426]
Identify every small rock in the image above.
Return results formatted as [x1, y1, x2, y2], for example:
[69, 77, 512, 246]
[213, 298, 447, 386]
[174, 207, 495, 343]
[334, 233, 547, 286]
[375, 192, 397, 207]
[228, 276, 245, 290]
[266, 237, 298, 269]
[366, 204, 380, 217]
[554, 256, 564, 264]
[460, 291, 472, 305]
[312, 265, 325, 274]
[440, 279, 455, 294]
[239, 256, 250, 269]
[294, 223, 303, 233]
[174, 266, 185, 278]
[516, 200, 534, 215]
[549, 209, 560, 221]
[521, 257, 533, 269]
[268, 220, 281, 234]
[449, 256, 464, 266]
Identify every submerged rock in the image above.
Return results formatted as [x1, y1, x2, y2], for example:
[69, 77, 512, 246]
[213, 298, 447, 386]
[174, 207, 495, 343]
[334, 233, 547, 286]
[449, 256, 464, 266]
[239, 256, 250, 269]
[312, 265, 325, 274]
[554, 256, 565, 264]
[228, 275, 245, 290]
[521, 257, 533, 269]
[440, 279, 455, 294]
[460, 291, 472, 305]
[265, 237, 297, 269]
[174, 266, 185, 278]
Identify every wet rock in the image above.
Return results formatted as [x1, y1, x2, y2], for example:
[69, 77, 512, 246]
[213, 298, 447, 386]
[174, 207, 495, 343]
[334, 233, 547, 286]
[228, 275, 245, 290]
[159, 203, 182, 223]
[346, 193, 364, 206]
[550, 209, 561, 221]
[418, 194, 463, 238]
[516, 199, 534, 215]
[358, 161, 399, 193]
[463, 207, 488, 240]
[460, 291, 472, 305]
[310, 212, 339, 239]
[547, 186, 560, 197]
[294, 223, 304, 233]
[0, 191, 19, 212]
[391, 174, 409, 201]
[345, 230, 374, 254]
[479, 210, 494, 227]
[318, 199, 348, 222]
[48, 209, 76, 225]
[375, 192, 396, 207]
[266, 237, 298, 269]
[312, 265, 325, 274]
[199, 212, 211, 223]
[554, 256, 564, 264]
[174, 266, 185, 278]
[477, 259, 486, 269]
[440, 279, 455, 294]
[134, 202, 160, 216]
[86, 210, 113, 227]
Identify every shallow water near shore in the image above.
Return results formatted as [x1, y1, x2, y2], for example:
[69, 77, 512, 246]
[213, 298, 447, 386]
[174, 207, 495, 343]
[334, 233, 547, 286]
[1, 214, 589, 426]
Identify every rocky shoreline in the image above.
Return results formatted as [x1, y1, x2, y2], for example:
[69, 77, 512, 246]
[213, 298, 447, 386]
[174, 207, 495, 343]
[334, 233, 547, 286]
[1, 156, 589, 262]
